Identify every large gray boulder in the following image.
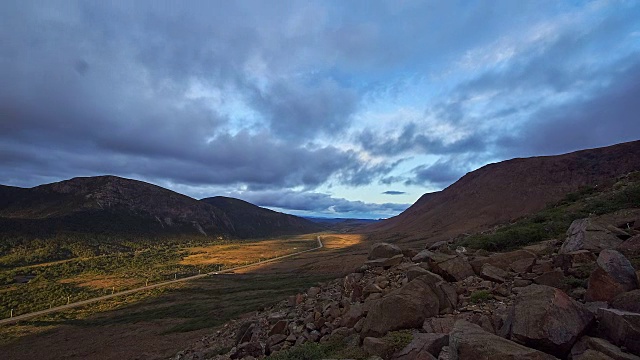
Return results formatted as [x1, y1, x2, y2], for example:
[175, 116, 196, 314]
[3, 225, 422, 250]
[369, 242, 403, 260]
[597, 308, 640, 356]
[361, 275, 441, 337]
[506, 284, 594, 357]
[586, 249, 639, 302]
[425, 252, 474, 282]
[617, 235, 640, 257]
[470, 249, 537, 273]
[611, 289, 640, 313]
[449, 320, 558, 360]
[571, 336, 640, 360]
[560, 219, 623, 254]
[391, 333, 448, 360]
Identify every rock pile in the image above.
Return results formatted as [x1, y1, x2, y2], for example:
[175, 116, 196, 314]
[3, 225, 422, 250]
[174, 216, 640, 360]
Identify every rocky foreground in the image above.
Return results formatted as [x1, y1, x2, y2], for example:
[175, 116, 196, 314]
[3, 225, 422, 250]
[174, 217, 640, 360]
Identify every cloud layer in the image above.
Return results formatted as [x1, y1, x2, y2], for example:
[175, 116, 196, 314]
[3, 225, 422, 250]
[1, 1, 639, 217]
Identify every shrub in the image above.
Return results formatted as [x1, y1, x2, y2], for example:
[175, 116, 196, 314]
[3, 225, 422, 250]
[564, 276, 587, 288]
[470, 290, 492, 303]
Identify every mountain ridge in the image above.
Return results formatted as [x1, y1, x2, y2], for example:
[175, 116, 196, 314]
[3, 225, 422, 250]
[0, 175, 322, 239]
[368, 140, 640, 245]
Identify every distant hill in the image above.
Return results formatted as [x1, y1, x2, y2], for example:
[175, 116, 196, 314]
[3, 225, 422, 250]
[200, 197, 324, 238]
[304, 217, 380, 232]
[304, 217, 380, 225]
[368, 140, 640, 246]
[0, 176, 322, 239]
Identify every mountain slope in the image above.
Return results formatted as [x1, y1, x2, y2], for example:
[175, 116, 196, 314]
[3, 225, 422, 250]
[0, 176, 321, 238]
[200, 196, 324, 238]
[369, 140, 640, 246]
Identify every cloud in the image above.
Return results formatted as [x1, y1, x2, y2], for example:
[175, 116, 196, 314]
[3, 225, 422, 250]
[358, 121, 487, 157]
[382, 190, 406, 195]
[1, 0, 639, 218]
[406, 157, 473, 187]
[499, 55, 640, 157]
[251, 78, 360, 139]
[230, 189, 410, 218]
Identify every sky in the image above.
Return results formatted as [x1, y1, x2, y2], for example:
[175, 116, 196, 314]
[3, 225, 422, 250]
[1, 1, 640, 219]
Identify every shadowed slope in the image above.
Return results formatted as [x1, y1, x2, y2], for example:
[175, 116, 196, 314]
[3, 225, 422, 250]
[369, 140, 640, 246]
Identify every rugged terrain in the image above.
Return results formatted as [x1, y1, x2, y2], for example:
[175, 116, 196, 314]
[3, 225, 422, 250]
[174, 212, 640, 360]
[0, 176, 323, 238]
[368, 140, 640, 246]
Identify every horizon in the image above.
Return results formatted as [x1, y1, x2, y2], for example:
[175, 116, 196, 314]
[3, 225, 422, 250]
[2, 1, 640, 218]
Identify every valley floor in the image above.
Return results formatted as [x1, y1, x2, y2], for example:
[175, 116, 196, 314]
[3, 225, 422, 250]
[0, 233, 368, 360]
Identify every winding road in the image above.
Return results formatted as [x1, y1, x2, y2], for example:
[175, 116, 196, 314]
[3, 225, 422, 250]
[0, 236, 323, 326]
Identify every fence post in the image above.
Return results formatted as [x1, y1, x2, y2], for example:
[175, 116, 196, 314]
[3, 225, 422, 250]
[67, 295, 70, 305]
[10, 309, 13, 318]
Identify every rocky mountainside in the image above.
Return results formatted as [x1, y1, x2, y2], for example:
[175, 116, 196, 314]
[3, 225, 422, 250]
[200, 197, 324, 239]
[175, 212, 640, 360]
[0, 176, 322, 238]
[368, 140, 640, 246]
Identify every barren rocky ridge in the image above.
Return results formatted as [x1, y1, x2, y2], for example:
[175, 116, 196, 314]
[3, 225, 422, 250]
[174, 210, 640, 360]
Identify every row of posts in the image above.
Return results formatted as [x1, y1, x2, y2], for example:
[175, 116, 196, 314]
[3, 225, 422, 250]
[7, 266, 226, 319]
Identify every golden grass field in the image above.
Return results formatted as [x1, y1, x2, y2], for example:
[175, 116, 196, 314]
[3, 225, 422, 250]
[0, 232, 372, 360]
[180, 235, 318, 267]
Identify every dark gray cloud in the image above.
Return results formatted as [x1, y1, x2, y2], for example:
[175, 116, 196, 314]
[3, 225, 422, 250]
[0, 1, 638, 218]
[251, 79, 359, 139]
[499, 55, 640, 157]
[382, 191, 406, 195]
[231, 190, 410, 218]
[406, 158, 471, 187]
[358, 122, 487, 157]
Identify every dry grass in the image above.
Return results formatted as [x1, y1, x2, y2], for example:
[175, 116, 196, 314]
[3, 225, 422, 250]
[180, 235, 318, 267]
[234, 233, 368, 275]
[59, 275, 142, 290]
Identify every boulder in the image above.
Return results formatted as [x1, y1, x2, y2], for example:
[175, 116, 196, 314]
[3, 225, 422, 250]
[407, 266, 432, 282]
[586, 250, 639, 302]
[560, 219, 623, 254]
[269, 320, 288, 336]
[571, 336, 640, 360]
[369, 242, 403, 260]
[230, 342, 263, 359]
[480, 263, 509, 283]
[423, 317, 457, 334]
[611, 289, 640, 313]
[555, 250, 597, 272]
[307, 286, 321, 297]
[597, 308, 640, 356]
[511, 257, 537, 274]
[366, 254, 404, 268]
[617, 235, 640, 257]
[392, 333, 448, 360]
[341, 302, 364, 328]
[413, 249, 433, 263]
[428, 240, 450, 251]
[533, 270, 566, 290]
[427, 253, 475, 282]
[403, 248, 420, 259]
[573, 349, 617, 359]
[435, 281, 458, 314]
[506, 284, 594, 357]
[361, 275, 441, 337]
[449, 320, 558, 360]
[470, 250, 537, 273]
[235, 321, 257, 345]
